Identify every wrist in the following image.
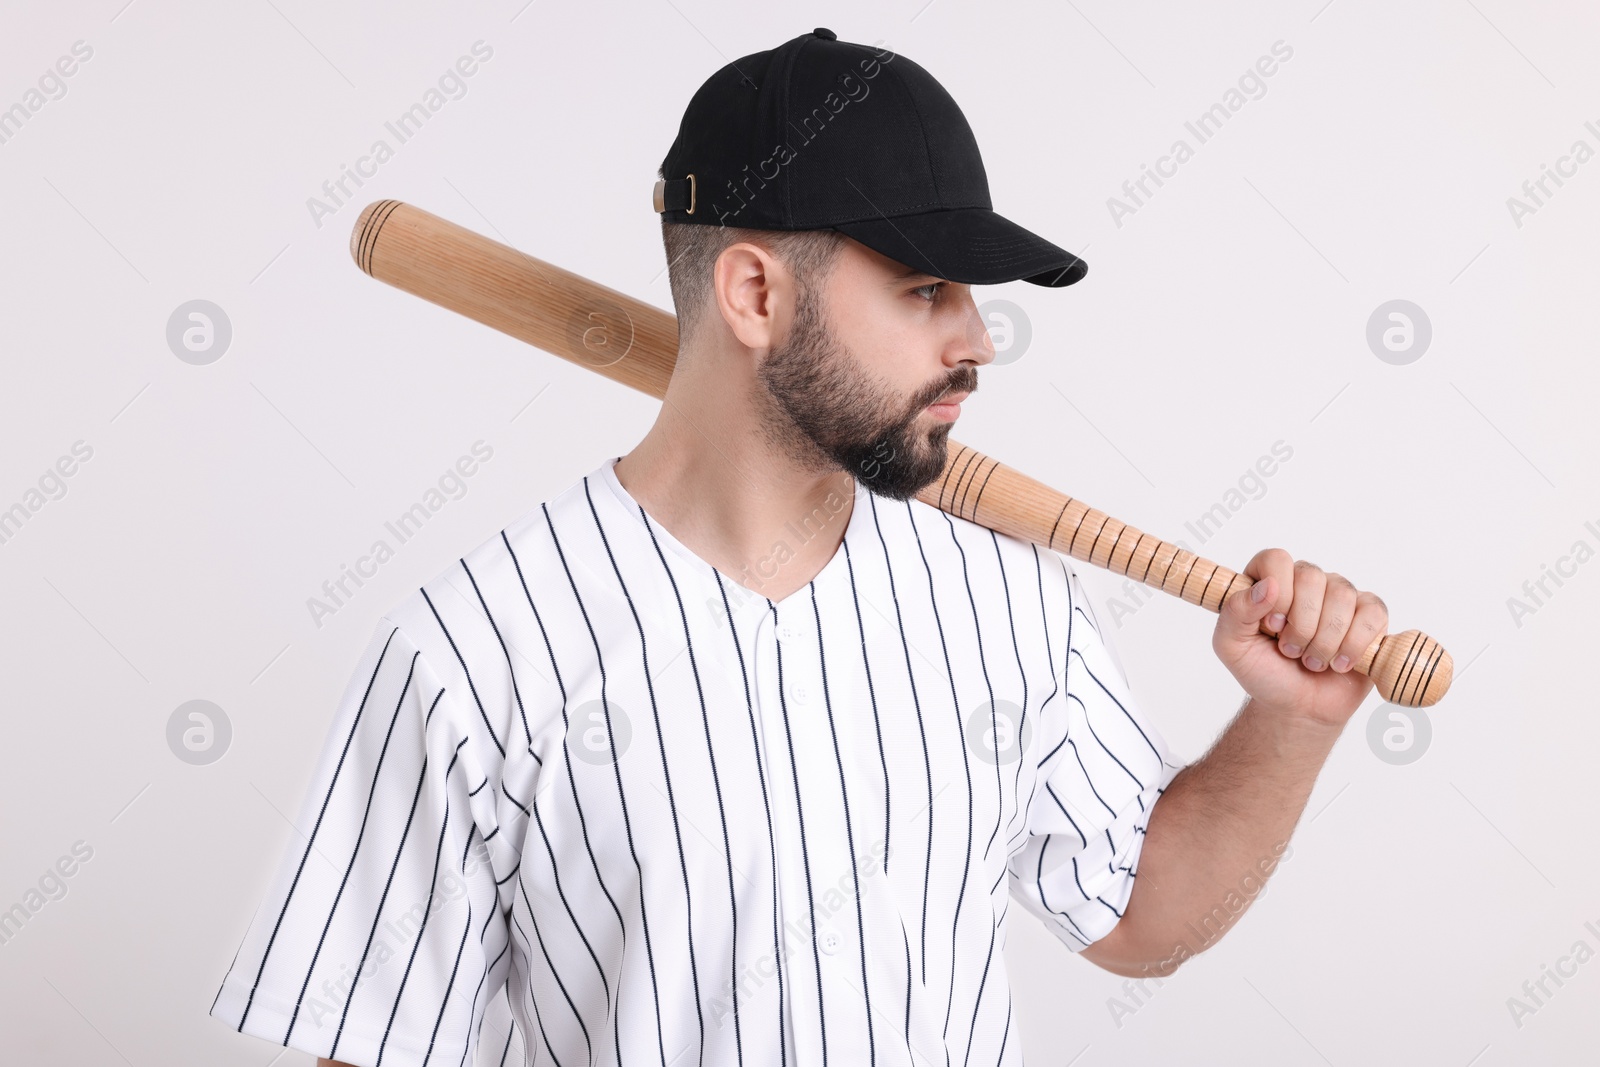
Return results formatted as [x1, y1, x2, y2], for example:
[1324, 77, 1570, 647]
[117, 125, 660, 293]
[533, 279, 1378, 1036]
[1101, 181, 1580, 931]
[1242, 696, 1346, 749]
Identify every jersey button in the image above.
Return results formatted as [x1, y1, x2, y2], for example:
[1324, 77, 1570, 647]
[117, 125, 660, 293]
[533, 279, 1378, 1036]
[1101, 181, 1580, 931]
[790, 683, 809, 705]
[818, 927, 842, 954]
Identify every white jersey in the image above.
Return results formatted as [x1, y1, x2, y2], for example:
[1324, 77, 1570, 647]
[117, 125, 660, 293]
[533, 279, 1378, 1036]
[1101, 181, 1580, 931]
[210, 454, 1181, 1066]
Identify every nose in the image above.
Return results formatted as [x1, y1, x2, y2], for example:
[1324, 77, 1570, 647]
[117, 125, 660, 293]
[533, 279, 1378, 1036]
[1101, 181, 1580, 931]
[959, 290, 997, 367]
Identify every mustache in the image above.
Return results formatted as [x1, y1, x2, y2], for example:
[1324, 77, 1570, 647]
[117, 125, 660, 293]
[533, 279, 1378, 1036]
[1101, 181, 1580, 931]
[916, 369, 977, 410]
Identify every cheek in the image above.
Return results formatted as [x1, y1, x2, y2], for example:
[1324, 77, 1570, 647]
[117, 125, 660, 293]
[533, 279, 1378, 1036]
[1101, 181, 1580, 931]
[820, 280, 937, 389]
[840, 301, 926, 372]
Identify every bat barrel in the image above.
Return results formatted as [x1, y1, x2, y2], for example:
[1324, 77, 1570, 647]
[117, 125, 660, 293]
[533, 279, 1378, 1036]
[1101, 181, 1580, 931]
[352, 199, 679, 400]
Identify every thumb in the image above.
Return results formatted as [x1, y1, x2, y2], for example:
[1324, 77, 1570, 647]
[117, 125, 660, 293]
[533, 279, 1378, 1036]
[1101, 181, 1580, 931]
[1217, 574, 1277, 649]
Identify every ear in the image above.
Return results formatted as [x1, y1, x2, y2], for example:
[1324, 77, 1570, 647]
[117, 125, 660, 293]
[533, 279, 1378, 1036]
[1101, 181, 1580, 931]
[711, 241, 797, 351]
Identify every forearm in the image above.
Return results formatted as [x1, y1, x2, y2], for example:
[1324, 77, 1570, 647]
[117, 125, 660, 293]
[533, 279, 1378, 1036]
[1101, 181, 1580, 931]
[1091, 696, 1341, 977]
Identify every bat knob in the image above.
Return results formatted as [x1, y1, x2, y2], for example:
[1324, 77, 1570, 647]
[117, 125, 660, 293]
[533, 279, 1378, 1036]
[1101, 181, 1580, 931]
[1360, 628, 1452, 708]
[350, 199, 405, 276]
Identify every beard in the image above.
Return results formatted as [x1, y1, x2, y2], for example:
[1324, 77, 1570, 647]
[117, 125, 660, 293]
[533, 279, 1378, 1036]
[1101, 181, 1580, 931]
[755, 284, 977, 503]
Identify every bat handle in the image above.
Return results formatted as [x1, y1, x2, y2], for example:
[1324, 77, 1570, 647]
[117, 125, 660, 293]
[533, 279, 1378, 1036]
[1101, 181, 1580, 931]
[1199, 568, 1453, 708]
[920, 445, 1454, 708]
[1103, 544, 1454, 708]
[1096, 535, 1454, 707]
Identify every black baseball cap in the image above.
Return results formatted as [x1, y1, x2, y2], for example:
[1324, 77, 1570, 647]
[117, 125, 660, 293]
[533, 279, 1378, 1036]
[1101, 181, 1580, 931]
[653, 27, 1087, 287]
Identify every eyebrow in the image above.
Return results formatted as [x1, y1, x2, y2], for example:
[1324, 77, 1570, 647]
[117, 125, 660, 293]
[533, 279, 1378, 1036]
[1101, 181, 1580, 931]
[889, 264, 942, 283]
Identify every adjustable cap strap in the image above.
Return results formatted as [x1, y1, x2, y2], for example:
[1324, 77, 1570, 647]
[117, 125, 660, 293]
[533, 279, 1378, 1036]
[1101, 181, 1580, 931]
[652, 174, 696, 214]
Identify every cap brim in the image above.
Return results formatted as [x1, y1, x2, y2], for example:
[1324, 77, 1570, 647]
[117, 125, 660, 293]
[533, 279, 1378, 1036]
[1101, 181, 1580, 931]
[831, 206, 1087, 287]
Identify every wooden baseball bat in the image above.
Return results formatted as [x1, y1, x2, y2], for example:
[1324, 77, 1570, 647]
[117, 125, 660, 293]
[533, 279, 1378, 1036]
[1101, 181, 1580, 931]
[348, 199, 1452, 708]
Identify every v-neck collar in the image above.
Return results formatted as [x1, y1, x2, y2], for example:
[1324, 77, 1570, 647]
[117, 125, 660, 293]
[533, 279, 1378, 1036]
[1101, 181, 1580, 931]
[595, 454, 868, 614]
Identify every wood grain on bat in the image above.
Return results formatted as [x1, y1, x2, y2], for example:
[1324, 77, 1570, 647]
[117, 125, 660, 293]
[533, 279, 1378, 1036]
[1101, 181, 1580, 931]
[349, 199, 1453, 708]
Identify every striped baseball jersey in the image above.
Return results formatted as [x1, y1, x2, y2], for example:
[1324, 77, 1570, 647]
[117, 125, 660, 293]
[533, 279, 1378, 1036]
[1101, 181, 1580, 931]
[210, 453, 1182, 1066]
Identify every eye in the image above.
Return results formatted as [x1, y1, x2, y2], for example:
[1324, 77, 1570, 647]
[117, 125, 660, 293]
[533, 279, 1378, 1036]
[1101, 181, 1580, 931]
[911, 281, 944, 302]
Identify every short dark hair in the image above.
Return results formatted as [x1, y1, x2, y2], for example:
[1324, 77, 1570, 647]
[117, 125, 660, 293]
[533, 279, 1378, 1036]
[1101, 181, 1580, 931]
[656, 177, 847, 342]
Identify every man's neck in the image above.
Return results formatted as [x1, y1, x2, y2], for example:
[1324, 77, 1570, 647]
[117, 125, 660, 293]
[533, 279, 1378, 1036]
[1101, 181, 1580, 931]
[612, 394, 856, 604]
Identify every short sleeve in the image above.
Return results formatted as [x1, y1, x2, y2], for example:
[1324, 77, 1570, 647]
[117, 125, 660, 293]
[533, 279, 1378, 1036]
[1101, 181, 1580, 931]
[209, 616, 510, 1067]
[1008, 558, 1183, 953]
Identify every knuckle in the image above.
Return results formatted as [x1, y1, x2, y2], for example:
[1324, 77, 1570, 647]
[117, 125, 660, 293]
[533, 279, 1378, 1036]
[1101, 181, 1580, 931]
[1356, 591, 1388, 623]
[1290, 596, 1320, 620]
[1293, 561, 1327, 588]
[1342, 634, 1372, 660]
[1307, 636, 1341, 662]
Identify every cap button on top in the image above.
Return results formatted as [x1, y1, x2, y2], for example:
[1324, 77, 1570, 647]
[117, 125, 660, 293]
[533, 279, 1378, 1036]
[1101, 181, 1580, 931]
[812, 27, 836, 40]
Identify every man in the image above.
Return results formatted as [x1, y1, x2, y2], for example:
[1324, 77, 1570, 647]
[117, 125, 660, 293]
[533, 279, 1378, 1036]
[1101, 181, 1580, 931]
[211, 27, 1387, 1067]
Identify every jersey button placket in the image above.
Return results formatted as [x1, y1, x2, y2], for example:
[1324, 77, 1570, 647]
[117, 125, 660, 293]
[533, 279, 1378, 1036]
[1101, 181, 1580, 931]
[775, 609, 845, 978]
[777, 619, 807, 705]
[753, 607, 811, 1023]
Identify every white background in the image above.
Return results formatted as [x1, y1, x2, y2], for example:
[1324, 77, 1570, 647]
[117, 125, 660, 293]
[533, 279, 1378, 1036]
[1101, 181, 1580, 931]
[1, 0, 1596, 1063]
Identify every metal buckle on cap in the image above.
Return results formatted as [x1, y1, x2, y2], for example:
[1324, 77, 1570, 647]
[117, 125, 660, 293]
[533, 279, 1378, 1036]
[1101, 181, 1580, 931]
[651, 173, 696, 214]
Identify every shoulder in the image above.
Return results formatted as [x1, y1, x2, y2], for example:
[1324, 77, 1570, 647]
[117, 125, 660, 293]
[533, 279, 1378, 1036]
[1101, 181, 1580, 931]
[378, 461, 606, 682]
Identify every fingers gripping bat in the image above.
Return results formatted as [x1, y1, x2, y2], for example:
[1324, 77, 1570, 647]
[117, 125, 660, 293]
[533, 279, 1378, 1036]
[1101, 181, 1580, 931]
[349, 199, 1452, 708]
